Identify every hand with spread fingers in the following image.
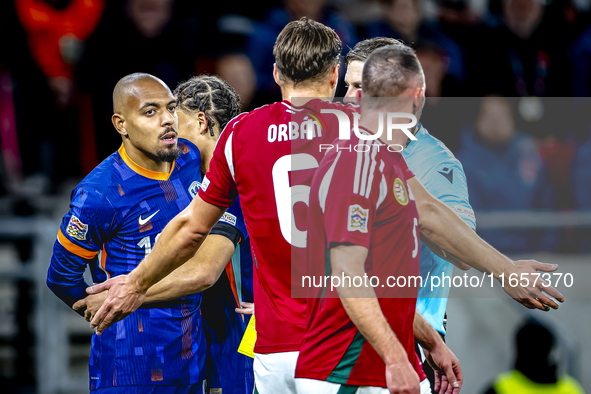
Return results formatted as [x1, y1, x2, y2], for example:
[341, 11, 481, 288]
[500, 260, 565, 311]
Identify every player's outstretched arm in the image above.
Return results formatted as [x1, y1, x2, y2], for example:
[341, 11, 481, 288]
[407, 177, 565, 311]
[332, 244, 420, 394]
[74, 234, 235, 320]
[419, 235, 471, 271]
[413, 312, 462, 394]
[87, 195, 226, 334]
[143, 234, 234, 301]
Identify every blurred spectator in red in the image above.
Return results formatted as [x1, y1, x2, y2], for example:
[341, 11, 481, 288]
[456, 96, 556, 253]
[75, 0, 200, 169]
[8, 0, 105, 192]
[247, 0, 356, 96]
[538, 135, 576, 211]
[15, 0, 105, 109]
[364, 0, 466, 94]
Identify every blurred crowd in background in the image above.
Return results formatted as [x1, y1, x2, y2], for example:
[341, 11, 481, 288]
[2, 0, 591, 254]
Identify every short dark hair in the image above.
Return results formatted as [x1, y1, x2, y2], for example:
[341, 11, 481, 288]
[345, 37, 404, 65]
[362, 45, 423, 98]
[273, 17, 342, 86]
[174, 75, 241, 133]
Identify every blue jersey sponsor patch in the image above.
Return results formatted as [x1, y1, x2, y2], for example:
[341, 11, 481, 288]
[220, 212, 237, 226]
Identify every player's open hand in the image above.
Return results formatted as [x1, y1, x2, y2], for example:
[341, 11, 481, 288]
[86, 275, 146, 335]
[500, 260, 565, 311]
[73, 289, 109, 322]
[235, 302, 254, 315]
[385, 358, 420, 394]
[423, 345, 462, 394]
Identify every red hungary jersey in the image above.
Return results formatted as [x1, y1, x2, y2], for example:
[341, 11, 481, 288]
[198, 99, 356, 354]
[295, 131, 426, 386]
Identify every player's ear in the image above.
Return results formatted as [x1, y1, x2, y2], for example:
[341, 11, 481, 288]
[112, 114, 127, 137]
[197, 112, 209, 135]
[413, 87, 425, 114]
[273, 64, 281, 86]
[329, 64, 340, 90]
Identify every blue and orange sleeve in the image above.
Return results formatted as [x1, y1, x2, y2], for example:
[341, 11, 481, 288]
[47, 187, 114, 310]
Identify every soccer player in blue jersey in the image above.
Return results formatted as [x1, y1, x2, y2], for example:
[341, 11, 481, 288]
[47, 73, 248, 393]
[172, 76, 255, 394]
[344, 38, 475, 390]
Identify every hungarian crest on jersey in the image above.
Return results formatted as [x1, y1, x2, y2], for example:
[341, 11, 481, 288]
[393, 178, 409, 206]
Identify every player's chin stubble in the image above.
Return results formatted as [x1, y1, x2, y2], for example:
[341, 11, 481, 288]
[157, 146, 181, 163]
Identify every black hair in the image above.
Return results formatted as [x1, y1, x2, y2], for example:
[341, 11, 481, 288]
[174, 75, 241, 134]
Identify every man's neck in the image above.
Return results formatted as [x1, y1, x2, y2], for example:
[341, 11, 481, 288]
[281, 85, 334, 103]
[122, 140, 171, 173]
[200, 142, 215, 173]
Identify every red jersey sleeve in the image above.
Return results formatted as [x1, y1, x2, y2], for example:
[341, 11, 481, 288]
[198, 115, 245, 207]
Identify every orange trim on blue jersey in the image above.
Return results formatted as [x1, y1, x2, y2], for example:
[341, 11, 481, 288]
[57, 229, 99, 259]
[225, 260, 244, 322]
[100, 245, 110, 279]
[118, 144, 175, 181]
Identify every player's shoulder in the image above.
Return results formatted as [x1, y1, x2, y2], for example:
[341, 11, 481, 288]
[214, 110, 263, 148]
[176, 138, 201, 170]
[69, 181, 114, 218]
[73, 149, 138, 211]
[228, 102, 283, 128]
[309, 98, 358, 113]
[75, 152, 120, 198]
[407, 127, 465, 173]
[224, 111, 252, 131]
[417, 127, 460, 161]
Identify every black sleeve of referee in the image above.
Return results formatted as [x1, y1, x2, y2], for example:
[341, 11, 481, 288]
[209, 222, 243, 246]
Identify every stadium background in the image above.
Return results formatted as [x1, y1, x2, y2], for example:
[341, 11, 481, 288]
[0, 0, 590, 393]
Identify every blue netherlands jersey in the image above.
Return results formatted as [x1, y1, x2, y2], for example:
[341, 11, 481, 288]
[47, 138, 206, 389]
[202, 195, 255, 394]
[402, 125, 476, 335]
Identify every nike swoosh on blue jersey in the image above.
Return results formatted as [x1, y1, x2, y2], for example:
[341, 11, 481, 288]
[138, 210, 159, 225]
